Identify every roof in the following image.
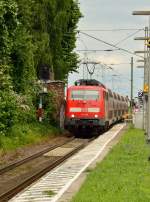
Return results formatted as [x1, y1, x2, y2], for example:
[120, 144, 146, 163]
[74, 79, 106, 88]
[68, 85, 105, 91]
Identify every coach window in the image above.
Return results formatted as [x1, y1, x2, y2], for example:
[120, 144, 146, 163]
[71, 90, 100, 101]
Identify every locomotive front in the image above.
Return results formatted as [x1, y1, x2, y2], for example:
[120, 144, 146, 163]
[65, 80, 106, 132]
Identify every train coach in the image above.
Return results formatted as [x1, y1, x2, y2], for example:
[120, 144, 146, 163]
[64, 79, 128, 134]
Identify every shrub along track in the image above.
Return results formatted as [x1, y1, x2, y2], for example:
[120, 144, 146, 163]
[0, 137, 93, 201]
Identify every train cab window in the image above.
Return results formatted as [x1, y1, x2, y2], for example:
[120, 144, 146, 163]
[71, 90, 100, 101]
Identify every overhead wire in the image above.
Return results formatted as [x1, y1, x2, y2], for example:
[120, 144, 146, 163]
[114, 29, 143, 46]
[96, 66, 140, 95]
[79, 55, 142, 85]
[92, 61, 130, 82]
[79, 28, 144, 32]
[76, 49, 119, 52]
[76, 30, 144, 95]
[106, 62, 131, 65]
[78, 31, 144, 58]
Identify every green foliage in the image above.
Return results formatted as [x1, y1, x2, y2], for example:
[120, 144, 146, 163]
[0, 1, 19, 135]
[0, 91, 18, 135]
[42, 92, 57, 124]
[43, 190, 56, 197]
[11, 26, 36, 93]
[49, 0, 82, 80]
[30, 0, 81, 80]
[17, 98, 36, 124]
[0, 65, 13, 90]
[0, 0, 81, 137]
[0, 0, 18, 63]
[0, 122, 59, 152]
[0, 65, 18, 135]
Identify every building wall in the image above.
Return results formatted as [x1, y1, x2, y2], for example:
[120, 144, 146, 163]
[46, 81, 65, 121]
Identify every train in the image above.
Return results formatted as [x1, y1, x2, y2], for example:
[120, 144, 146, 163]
[64, 79, 128, 134]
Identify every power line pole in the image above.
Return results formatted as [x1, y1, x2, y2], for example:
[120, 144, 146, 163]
[131, 57, 134, 113]
[147, 18, 150, 141]
[133, 27, 149, 131]
[144, 27, 149, 134]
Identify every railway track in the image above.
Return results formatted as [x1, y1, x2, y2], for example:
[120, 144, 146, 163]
[0, 137, 74, 175]
[0, 137, 93, 202]
[8, 124, 125, 202]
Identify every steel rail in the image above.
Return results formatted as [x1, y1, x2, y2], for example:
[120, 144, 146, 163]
[0, 141, 86, 202]
[0, 137, 74, 175]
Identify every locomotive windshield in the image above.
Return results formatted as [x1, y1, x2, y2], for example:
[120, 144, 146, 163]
[71, 90, 99, 100]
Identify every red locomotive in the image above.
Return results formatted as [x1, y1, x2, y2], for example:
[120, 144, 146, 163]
[65, 79, 128, 134]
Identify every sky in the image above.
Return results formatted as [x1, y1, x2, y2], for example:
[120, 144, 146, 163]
[68, 0, 150, 98]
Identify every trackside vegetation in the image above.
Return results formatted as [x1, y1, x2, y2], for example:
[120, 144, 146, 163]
[0, 0, 81, 151]
[72, 128, 150, 202]
[0, 123, 59, 154]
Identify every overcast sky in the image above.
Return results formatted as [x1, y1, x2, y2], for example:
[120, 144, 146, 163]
[68, 0, 150, 97]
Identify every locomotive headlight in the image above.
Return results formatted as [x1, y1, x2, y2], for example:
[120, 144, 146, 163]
[95, 114, 98, 118]
[71, 114, 75, 118]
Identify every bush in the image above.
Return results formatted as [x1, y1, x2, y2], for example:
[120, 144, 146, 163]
[0, 91, 18, 135]
[0, 122, 59, 152]
[42, 92, 57, 125]
[16, 94, 37, 124]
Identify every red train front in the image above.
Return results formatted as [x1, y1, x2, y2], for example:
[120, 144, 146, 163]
[65, 79, 107, 132]
[65, 79, 128, 134]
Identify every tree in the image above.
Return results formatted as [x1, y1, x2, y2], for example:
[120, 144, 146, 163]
[0, 0, 81, 134]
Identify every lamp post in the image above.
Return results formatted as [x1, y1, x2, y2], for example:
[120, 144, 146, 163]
[132, 11, 150, 140]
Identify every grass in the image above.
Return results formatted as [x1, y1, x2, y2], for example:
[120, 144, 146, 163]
[43, 190, 56, 197]
[72, 128, 150, 202]
[0, 122, 60, 154]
